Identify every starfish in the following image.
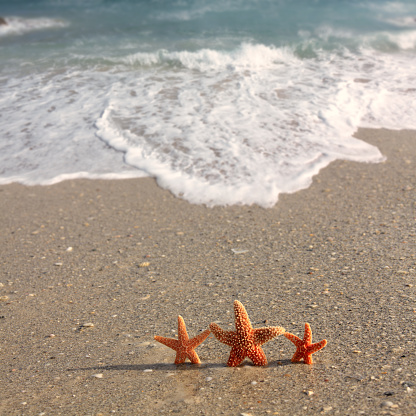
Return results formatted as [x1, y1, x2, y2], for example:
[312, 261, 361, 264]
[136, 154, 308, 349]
[210, 300, 285, 367]
[284, 323, 327, 365]
[154, 315, 210, 364]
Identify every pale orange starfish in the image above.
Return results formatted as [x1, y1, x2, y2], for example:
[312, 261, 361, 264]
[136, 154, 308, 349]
[284, 323, 327, 365]
[210, 300, 285, 367]
[154, 315, 211, 364]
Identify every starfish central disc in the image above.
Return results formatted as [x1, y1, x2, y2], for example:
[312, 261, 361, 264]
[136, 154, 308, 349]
[210, 300, 285, 367]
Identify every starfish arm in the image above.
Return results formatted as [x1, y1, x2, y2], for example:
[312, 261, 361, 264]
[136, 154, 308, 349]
[303, 323, 313, 344]
[234, 300, 253, 335]
[303, 353, 313, 365]
[291, 350, 305, 363]
[308, 339, 327, 354]
[174, 350, 187, 364]
[304, 339, 327, 364]
[210, 323, 237, 346]
[186, 349, 202, 365]
[154, 335, 180, 350]
[188, 328, 211, 349]
[283, 332, 303, 347]
[177, 315, 189, 343]
[253, 326, 285, 346]
[227, 346, 247, 367]
[247, 345, 268, 366]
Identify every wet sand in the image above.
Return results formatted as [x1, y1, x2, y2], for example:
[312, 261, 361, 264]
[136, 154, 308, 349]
[0, 128, 415, 415]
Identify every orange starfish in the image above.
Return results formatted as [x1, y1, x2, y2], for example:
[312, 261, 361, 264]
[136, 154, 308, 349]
[210, 300, 285, 367]
[154, 315, 211, 364]
[284, 323, 327, 365]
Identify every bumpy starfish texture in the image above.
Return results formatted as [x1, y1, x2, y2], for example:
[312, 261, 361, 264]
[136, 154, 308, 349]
[284, 323, 327, 365]
[154, 315, 210, 364]
[210, 300, 285, 367]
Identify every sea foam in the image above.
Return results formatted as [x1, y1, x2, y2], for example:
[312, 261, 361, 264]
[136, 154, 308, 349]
[0, 16, 68, 37]
[95, 43, 393, 207]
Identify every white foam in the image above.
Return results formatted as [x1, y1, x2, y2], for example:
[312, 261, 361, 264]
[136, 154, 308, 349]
[0, 68, 145, 186]
[383, 16, 416, 27]
[153, 5, 217, 22]
[364, 1, 410, 14]
[2, 40, 416, 206]
[114, 43, 295, 70]
[0, 16, 69, 37]
[95, 43, 392, 207]
[385, 29, 416, 49]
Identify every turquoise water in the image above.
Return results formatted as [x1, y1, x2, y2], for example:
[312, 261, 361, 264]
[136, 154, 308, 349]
[1, 0, 415, 206]
[2, 0, 414, 59]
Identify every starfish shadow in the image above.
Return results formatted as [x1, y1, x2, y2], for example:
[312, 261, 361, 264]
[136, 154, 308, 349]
[67, 362, 226, 373]
[271, 359, 293, 367]
[67, 359, 294, 373]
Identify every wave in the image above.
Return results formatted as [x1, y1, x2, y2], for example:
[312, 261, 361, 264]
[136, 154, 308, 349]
[378, 29, 416, 50]
[0, 16, 69, 37]
[68, 27, 416, 73]
[91, 43, 300, 71]
[299, 24, 416, 52]
[383, 16, 416, 27]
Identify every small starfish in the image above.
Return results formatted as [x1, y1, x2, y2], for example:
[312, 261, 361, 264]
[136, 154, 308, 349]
[154, 315, 211, 364]
[284, 323, 327, 365]
[210, 300, 285, 367]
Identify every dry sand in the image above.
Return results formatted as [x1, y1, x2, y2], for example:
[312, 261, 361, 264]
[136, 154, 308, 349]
[0, 128, 415, 416]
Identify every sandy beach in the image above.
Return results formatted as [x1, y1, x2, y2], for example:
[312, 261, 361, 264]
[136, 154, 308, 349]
[0, 128, 415, 415]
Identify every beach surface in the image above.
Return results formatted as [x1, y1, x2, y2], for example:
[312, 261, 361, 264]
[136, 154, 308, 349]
[0, 128, 415, 415]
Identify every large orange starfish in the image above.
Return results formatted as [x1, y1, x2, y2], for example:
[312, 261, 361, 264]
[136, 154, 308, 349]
[284, 323, 327, 364]
[154, 315, 211, 364]
[210, 300, 285, 367]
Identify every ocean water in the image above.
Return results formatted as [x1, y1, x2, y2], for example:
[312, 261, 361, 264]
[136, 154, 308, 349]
[1, 0, 415, 207]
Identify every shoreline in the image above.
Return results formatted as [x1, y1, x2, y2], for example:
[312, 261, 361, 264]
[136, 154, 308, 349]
[0, 127, 415, 415]
[0, 127, 388, 209]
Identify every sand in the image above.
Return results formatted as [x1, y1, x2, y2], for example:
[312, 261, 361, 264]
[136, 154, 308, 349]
[0, 128, 415, 416]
